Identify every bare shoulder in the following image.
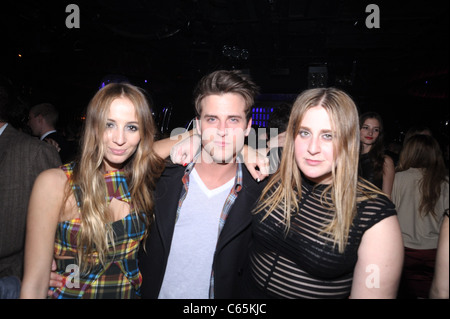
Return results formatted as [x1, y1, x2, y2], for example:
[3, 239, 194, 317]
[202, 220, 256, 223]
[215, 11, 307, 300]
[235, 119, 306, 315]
[34, 168, 68, 192]
[364, 215, 402, 243]
[28, 168, 70, 223]
[383, 154, 394, 166]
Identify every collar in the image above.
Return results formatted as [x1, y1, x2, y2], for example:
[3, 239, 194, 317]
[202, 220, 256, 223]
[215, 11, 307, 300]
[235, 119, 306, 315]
[0, 123, 8, 136]
[40, 130, 57, 140]
[182, 152, 243, 192]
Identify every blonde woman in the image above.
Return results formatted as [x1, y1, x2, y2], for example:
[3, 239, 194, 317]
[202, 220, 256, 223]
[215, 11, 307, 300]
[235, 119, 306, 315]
[20, 83, 173, 299]
[242, 87, 404, 299]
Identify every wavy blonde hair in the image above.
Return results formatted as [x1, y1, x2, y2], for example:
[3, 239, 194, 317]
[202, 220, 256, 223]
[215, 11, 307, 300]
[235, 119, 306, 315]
[254, 87, 383, 253]
[71, 83, 165, 273]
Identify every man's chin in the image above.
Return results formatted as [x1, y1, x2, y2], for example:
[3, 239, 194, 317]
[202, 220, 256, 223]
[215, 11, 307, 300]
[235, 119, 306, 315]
[210, 154, 236, 164]
[213, 158, 235, 164]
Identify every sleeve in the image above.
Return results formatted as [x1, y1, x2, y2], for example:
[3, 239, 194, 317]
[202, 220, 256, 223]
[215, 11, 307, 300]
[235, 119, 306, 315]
[27, 142, 62, 182]
[390, 172, 401, 209]
[36, 142, 62, 170]
[357, 192, 397, 234]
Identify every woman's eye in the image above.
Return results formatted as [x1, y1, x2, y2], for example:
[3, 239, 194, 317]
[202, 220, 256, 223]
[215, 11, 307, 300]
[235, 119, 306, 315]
[106, 122, 115, 128]
[127, 125, 139, 131]
[322, 133, 333, 140]
[299, 130, 309, 137]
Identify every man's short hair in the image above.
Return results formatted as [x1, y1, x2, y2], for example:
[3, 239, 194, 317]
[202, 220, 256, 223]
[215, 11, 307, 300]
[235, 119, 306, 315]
[30, 103, 59, 127]
[193, 70, 259, 122]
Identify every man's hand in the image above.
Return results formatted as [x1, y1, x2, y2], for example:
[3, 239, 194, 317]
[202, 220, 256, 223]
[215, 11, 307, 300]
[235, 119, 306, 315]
[47, 259, 64, 297]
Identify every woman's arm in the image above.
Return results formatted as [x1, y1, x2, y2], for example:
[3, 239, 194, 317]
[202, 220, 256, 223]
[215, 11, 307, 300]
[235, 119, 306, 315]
[153, 130, 194, 160]
[382, 155, 395, 198]
[429, 214, 449, 299]
[20, 169, 66, 299]
[159, 128, 270, 181]
[240, 144, 270, 181]
[350, 215, 404, 298]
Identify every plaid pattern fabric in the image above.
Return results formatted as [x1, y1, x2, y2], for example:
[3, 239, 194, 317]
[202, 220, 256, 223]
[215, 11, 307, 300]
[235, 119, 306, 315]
[49, 163, 145, 299]
[176, 156, 243, 298]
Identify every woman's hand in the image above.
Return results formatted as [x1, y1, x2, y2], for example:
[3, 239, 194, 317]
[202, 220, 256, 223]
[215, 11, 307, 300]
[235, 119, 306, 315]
[170, 134, 201, 166]
[241, 145, 270, 182]
[267, 131, 286, 150]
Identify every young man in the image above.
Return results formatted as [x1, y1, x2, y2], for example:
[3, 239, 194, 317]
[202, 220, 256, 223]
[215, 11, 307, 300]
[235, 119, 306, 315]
[0, 80, 61, 299]
[139, 70, 267, 299]
[27, 103, 77, 163]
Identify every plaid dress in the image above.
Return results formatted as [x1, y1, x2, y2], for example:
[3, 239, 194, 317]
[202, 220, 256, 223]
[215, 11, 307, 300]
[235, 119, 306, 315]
[48, 163, 145, 299]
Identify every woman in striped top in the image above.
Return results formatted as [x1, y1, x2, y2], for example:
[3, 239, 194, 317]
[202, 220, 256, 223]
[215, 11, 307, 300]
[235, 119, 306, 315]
[243, 87, 404, 299]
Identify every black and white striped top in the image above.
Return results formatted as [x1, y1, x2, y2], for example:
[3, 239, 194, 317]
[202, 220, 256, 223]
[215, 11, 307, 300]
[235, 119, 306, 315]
[245, 178, 396, 299]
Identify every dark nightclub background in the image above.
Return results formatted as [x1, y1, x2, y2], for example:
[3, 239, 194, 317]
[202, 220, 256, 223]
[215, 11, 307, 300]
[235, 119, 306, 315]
[1, 0, 448, 146]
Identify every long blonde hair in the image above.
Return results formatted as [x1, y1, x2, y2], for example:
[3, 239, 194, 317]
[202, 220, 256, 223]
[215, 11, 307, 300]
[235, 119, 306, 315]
[71, 83, 165, 272]
[254, 87, 380, 252]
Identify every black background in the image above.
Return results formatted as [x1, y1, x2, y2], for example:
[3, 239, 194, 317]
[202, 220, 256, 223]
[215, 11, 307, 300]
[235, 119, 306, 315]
[1, 0, 448, 145]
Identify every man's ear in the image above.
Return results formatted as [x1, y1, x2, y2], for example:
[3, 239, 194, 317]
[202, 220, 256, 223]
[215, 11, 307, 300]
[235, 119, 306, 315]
[244, 118, 252, 137]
